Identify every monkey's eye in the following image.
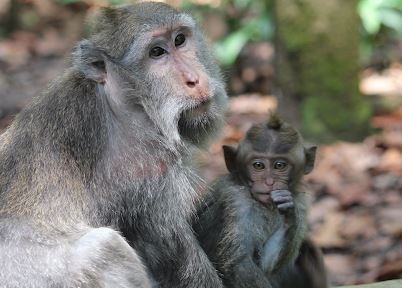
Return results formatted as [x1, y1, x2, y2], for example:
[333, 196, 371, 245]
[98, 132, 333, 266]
[273, 161, 288, 170]
[92, 60, 105, 71]
[149, 46, 167, 59]
[252, 161, 265, 171]
[174, 33, 186, 47]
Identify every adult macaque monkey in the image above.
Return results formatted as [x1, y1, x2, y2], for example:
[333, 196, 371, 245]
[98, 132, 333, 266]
[0, 2, 227, 287]
[194, 114, 328, 288]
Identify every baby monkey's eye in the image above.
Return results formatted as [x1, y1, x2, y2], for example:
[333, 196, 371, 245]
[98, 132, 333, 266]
[252, 161, 265, 170]
[273, 160, 288, 170]
[149, 46, 166, 59]
[174, 33, 186, 47]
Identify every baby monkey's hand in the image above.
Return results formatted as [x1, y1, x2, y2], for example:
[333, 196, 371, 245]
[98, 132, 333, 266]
[271, 190, 294, 214]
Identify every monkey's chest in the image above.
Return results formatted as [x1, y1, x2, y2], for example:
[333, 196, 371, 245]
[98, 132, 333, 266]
[251, 209, 288, 273]
[257, 226, 286, 273]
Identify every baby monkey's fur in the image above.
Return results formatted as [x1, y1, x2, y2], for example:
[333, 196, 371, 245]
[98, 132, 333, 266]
[194, 113, 328, 288]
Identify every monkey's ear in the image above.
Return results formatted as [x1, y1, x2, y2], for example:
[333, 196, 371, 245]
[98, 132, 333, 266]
[304, 146, 317, 174]
[73, 40, 107, 83]
[222, 145, 238, 174]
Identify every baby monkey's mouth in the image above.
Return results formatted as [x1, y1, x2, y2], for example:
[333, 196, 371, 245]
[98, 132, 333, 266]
[252, 191, 272, 205]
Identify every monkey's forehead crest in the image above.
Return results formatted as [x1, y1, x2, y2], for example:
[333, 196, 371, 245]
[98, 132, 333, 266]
[121, 3, 196, 31]
[266, 113, 283, 130]
[244, 123, 301, 153]
[139, 14, 196, 33]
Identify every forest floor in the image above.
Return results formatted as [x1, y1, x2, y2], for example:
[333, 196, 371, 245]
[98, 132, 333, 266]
[0, 9, 402, 284]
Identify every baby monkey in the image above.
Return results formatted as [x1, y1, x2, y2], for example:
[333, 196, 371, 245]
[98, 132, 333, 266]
[194, 114, 327, 288]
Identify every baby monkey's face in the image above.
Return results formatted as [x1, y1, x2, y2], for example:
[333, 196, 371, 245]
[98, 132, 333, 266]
[244, 154, 291, 204]
[222, 116, 317, 206]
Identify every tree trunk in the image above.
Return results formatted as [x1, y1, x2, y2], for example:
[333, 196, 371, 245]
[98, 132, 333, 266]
[274, 0, 371, 142]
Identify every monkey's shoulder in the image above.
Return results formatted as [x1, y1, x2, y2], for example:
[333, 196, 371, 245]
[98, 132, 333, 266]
[211, 176, 252, 205]
[208, 176, 279, 229]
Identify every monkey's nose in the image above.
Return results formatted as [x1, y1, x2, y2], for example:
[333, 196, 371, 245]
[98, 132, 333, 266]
[265, 178, 274, 186]
[185, 73, 210, 101]
[184, 71, 199, 88]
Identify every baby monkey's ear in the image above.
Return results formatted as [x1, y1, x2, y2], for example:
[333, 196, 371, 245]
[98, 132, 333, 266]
[222, 145, 238, 174]
[73, 40, 107, 83]
[304, 146, 317, 174]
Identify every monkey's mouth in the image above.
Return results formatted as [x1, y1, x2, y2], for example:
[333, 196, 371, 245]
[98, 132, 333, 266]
[183, 99, 212, 118]
[252, 191, 272, 204]
[177, 96, 220, 144]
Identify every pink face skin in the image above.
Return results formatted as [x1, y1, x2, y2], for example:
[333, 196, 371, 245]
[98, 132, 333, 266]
[246, 156, 291, 205]
[147, 26, 211, 106]
[223, 133, 317, 206]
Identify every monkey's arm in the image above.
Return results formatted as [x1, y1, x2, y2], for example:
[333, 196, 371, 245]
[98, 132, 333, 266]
[271, 190, 307, 272]
[178, 232, 225, 288]
[223, 256, 273, 288]
[270, 191, 328, 288]
[136, 218, 224, 288]
[275, 239, 329, 288]
[0, 225, 151, 288]
[70, 227, 151, 288]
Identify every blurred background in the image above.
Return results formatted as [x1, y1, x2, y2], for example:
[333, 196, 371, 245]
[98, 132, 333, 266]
[0, 0, 401, 285]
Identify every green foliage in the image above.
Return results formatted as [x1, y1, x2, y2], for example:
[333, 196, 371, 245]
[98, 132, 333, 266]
[54, 0, 80, 4]
[358, 0, 402, 34]
[214, 14, 272, 65]
[181, 0, 273, 66]
[358, 0, 402, 65]
[214, 30, 248, 66]
[19, 9, 40, 30]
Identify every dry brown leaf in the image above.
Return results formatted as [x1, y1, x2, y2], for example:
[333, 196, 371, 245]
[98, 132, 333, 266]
[377, 148, 402, 174]
[308, 197, 340, 225]
[381, 129, 402, 149]
[324, 254, 357, 285]
[307, 142, 381, 206]
[340, 209, 377, 240]
[372, 107, 402, 129]
[358, 237, 392, 255]
[378, 258, 402, 281]
[228, 94, 277, 115]
[0, 32, 37, 68]
[378, 206, 402, 237]
[311, 211, 346, 248]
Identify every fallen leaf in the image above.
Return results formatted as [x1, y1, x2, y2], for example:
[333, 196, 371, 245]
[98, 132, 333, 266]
[324, 254, 357, 285]
[340, 209, 377, 240]
[378, 206, 402, 237]
[377, 148, 402, 174]
[228, 94, 277, 115]
[311, 211, 346, 248]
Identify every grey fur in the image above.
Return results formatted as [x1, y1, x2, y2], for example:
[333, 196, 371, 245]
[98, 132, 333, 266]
[194, 177, 307, 288]
[193, 117, 327, 288]
[0, 2, 226, 287]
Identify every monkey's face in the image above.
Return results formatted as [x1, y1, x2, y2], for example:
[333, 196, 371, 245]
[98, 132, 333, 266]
[109, 4, 227, 145]
[139, 21, 227, 145]
[240, 142, 316, 204]
[243, 153, 292, 204]
[224, 116, 317, 205]
[75, 3, 226, 146]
